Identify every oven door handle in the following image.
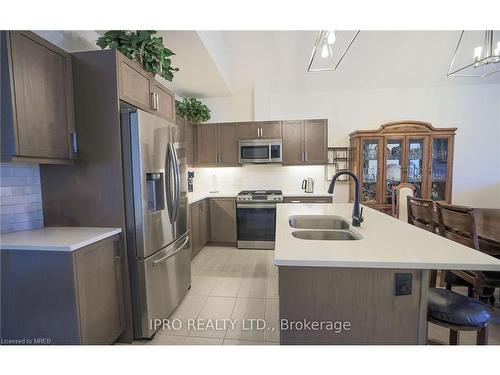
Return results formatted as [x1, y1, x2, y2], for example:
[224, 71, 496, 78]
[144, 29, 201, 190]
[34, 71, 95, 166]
[237, 203, 277, 209]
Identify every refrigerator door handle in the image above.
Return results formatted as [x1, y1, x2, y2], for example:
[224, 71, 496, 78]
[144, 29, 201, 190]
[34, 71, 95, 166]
[165, 143, 174, 221]
[153, 235, 190, 266]
[171, 145, 181, 222]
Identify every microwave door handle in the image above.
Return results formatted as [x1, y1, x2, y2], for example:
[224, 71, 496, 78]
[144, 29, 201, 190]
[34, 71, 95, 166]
[165, 143, 174, 221]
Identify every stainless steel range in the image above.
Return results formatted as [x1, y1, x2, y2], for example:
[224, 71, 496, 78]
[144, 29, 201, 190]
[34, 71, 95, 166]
[236, 190, 283, 249]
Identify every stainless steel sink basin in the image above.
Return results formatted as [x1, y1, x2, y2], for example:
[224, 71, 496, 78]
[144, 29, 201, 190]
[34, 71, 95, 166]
[289, 215, 350, 230]
[292, 230, 361, 241]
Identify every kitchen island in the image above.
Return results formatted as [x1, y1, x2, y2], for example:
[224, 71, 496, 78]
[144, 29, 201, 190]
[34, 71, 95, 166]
[274, 203, 500, 345]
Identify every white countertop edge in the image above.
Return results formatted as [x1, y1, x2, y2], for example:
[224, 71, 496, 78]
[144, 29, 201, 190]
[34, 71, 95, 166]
[274, 259, 500, 271]
[0, 228, 122, 252]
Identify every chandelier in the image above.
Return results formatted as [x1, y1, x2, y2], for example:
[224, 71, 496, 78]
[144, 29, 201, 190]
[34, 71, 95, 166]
[307, 30, 359, 72]
[448, 30, 500, 77]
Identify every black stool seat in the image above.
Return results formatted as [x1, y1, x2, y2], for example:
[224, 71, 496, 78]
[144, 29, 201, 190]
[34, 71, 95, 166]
[428, 288, 490, 327]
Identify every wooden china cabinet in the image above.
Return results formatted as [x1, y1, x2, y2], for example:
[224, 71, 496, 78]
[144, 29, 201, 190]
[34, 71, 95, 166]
[349, 121, 456, 214]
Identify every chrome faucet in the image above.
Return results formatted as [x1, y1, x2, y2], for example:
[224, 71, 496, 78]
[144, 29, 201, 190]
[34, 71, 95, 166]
[328, 171, 364, 227]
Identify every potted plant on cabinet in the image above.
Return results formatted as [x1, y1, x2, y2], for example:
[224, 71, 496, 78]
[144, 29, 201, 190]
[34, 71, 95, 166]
[96, 30, 179, 82]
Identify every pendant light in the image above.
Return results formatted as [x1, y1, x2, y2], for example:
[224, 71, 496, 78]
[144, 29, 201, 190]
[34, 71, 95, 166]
[307, 30, 359, 72]
[447, 30, 500, 77]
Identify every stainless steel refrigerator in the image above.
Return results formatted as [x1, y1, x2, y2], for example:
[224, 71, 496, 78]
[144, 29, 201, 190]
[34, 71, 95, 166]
[121, 108, 191, 339]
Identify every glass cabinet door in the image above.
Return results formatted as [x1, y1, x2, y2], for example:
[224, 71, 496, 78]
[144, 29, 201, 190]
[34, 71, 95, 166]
[406, 138, 427, 198]
[384, 139, 403, 204]
[430, 137, 449, 201]
[361, 139, 380, 203]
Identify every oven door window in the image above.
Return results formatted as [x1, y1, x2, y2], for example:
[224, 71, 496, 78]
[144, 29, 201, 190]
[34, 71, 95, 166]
[240, 145, 269, 161]
[237, 206, 276, 241]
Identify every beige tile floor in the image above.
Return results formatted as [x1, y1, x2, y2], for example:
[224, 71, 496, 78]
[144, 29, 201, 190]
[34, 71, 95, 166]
[134, 246, 499, 345]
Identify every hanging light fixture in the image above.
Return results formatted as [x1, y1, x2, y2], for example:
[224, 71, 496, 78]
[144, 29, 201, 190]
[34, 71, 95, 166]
[447, 30, 500, 77]
[307, 30, 359, 72]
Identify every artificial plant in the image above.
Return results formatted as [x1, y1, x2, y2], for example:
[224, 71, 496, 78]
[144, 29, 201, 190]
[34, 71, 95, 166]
[96, 30, 179, 81]
[175, 98, 211, 124]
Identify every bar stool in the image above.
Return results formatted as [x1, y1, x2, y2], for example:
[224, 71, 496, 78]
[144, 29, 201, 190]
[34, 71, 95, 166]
[391, 183, 416, 222]
[427, 287, 491, 345]
[436, 202, 500, 304]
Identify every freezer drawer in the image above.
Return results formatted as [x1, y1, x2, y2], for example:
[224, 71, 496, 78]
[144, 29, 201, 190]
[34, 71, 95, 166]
[136, 233, 191, 338]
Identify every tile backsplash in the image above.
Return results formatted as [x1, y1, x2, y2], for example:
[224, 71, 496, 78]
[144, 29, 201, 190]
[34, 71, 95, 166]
[190, 164, 350, 202]
[191, 164, 330, 193]
[0, 163, 43, 233]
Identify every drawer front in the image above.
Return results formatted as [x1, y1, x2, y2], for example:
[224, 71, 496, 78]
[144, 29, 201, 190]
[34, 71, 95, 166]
[284, 196, 332, 204]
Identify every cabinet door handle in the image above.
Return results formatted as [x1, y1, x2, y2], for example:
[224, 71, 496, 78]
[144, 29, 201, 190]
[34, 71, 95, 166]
[151, 93, 157, 111]
[260, 128, 263, 138]
[290, 200, 301, 203]
[305, 151, 308, 161]
[257, 128, 260, 138]
[155, 92, 160, 111]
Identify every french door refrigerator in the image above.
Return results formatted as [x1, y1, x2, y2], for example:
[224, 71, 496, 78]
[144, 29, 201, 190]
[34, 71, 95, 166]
[121, 109, 191, 339]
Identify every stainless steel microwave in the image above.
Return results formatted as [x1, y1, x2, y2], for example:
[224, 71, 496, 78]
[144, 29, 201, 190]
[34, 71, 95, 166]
[239, 139, 282, 164]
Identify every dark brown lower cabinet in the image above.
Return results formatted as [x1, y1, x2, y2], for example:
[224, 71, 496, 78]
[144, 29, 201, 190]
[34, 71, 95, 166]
[189, 199, 210, 259]
[0, 235, 125, 344]
[199, 199, 210, 246]
[278, 266, 429, 344]
[209, 198, 237, 244]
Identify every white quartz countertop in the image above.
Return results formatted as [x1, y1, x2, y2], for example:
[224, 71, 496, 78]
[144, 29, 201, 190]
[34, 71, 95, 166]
[187, 191, 240, 204]
[187, 191, 332, 204]
[274, 203, 500, 271]
[0, 227, 122, 252]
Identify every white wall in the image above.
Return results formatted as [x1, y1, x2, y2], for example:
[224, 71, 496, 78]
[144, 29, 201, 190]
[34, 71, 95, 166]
[199, 95, 254, 123]
[196, 84, 500, 208]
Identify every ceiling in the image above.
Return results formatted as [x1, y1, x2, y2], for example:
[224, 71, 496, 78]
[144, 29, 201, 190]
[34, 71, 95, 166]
[159, 31, 500, 97]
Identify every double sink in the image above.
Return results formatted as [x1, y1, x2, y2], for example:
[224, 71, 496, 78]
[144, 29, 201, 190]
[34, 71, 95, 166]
[289, 215, 361, 241]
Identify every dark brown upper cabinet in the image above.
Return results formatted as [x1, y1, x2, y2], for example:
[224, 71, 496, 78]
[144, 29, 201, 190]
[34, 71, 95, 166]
[237, 121, 282, 140]
[117, 53, 175, 123]
[196, 123, 219, 166]
[176, 116, 195, 167]
[217, 124, 239, 165]
[1, 31, 76, 164]
[282, 120, 327, 165]
[260, 121, 282, 139]
[303, 119, 328, 164]
[151, 81, 174, 122]
[237, 122, 260, 140]
[195, 123, 239, 167]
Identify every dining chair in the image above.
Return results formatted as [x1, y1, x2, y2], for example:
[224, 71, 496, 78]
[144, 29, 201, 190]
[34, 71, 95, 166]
[407, 196, 439, 287]
[436, 202, 500, 305]
[407, 196, 436, 233]
[392, 183, 416, 222]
